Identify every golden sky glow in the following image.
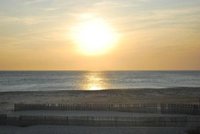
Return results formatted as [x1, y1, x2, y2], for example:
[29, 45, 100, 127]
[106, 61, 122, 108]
[0, 0, 200, 70]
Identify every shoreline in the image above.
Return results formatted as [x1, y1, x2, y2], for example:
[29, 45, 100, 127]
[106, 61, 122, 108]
[0, 87, 200, 93]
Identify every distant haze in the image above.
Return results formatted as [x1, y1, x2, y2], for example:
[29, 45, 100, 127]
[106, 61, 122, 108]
[0, 0, 200, 70]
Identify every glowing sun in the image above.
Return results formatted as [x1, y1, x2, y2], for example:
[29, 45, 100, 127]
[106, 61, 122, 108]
[71, 18, 118, 55]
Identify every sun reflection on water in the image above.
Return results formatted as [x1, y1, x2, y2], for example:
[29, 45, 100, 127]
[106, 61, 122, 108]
[83, 72, 107, 91]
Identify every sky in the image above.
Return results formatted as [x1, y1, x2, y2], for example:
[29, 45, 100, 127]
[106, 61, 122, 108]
[0, 0, 200, 70]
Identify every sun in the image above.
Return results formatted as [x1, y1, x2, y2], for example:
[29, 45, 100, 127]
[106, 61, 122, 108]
[71, 17, 118, 55]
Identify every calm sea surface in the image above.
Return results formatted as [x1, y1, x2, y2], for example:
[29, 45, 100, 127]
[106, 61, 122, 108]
[0, 71, 200, 92]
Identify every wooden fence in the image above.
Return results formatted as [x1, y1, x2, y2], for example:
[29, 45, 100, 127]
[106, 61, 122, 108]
[1, 114, 200, 127]
[14, 103, 200, 115]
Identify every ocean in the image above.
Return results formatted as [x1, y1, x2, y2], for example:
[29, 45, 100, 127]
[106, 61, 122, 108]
[0, 71, 200, 92]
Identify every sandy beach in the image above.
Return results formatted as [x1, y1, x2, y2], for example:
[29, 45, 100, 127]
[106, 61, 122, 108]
[0, 87, 200, 113]
[0, 126, 189, 134]
[1, 88, 200, 134]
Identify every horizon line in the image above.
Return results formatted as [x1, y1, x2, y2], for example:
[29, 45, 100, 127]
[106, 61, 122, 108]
[0, 69, 200, 72]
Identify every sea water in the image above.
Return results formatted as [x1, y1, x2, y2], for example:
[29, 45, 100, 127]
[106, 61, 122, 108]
[0, 71, 200, 92]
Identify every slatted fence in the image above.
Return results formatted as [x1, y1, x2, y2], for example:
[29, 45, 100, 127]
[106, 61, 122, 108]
[1, 114, 200, 127]
[14, 103, 200, 115]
